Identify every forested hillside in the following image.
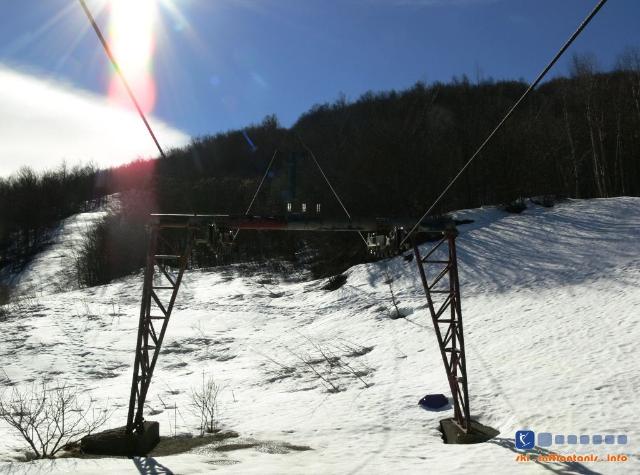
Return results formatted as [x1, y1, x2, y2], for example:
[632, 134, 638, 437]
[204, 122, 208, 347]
[0, 165, 101, 272]
[105, 54, 640, 218]
[2, 52, 639, 285]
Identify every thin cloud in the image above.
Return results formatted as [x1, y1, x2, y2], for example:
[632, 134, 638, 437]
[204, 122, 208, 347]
[0, 65, 191, 177]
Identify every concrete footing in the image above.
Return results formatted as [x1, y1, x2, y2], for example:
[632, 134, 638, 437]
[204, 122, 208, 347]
[440, 418, 499, 444]
[81, 421, 160, 456]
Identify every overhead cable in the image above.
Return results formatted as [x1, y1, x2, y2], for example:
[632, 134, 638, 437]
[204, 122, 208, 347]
[78, 0, 167, 159]
[400, 0, 609, 246]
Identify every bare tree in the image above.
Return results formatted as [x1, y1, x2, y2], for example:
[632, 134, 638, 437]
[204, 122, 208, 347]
[570, 53, 610, 197]
[383, 269, 404, 319]
[0, 380, 110, 459]
[190, 374, 221, 437]
[561, 91, 582, 198]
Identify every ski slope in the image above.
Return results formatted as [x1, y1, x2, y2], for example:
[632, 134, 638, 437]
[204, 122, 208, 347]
[1, 198, 116, 298]
[0, 197, 638, 474]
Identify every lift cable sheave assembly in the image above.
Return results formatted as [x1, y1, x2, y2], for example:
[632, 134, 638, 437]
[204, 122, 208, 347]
[76, 0, 610, 449]
[232, 140, 367, 246]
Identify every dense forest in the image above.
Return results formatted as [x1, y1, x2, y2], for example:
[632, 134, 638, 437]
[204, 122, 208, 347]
[2, 51, 639, 286]
[0, 165, 101, 270]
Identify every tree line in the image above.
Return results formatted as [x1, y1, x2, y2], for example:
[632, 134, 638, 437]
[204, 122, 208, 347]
[0, 164, 102, 271]
[105, 51, 640, 219]
[2, 49, 640, 284]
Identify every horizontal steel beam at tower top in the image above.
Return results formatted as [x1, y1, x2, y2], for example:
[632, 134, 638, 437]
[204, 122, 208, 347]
[150, 213, 456, 234]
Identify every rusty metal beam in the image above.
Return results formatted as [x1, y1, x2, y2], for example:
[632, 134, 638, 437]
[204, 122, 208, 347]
[413, 231, 471, 432]
[126, 224, 193, 434]
[149, 213, 454, 234]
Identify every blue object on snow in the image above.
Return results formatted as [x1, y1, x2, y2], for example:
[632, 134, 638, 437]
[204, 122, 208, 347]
[419, 393, 448, 410]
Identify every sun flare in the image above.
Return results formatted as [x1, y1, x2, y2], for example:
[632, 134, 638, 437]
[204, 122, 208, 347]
[108, 0, 159, 114]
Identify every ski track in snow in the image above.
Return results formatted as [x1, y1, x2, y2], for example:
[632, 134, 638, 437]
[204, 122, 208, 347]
[0, 197, 638, 474]
[2, 198, 117, 298]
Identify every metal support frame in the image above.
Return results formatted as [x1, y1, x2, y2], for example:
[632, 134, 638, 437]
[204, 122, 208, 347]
[126, 223, 194, 433]
[413, 230, 471, 432]
[125, 214, 472, 434]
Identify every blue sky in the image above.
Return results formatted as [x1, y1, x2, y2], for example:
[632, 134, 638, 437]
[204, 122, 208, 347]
[0, 0, 638, 175]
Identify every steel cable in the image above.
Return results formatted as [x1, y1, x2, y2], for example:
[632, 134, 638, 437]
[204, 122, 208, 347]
[78, 0, 167, 159]
[297, 135, 369, 246]
[400, 0, 609, 246]
[233, 149, 279, 240]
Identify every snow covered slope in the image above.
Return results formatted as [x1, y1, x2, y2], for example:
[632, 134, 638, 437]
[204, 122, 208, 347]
[0, 197, 638, 474]
[1, 199, 116, 298]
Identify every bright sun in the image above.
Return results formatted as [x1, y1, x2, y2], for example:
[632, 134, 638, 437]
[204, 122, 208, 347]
[108, 0, 159, 114]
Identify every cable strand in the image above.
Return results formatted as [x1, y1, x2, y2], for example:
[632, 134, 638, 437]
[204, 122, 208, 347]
[400, 0, 608, 246]
[233, 149, 279, 240]
[297, 135, 368, 246]
[78, 0, 167, 159]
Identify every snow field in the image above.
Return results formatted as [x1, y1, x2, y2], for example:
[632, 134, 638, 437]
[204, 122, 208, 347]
[0, 197, 638, 474]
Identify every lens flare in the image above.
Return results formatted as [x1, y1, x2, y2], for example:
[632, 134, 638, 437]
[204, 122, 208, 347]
[108, 0, 158, 114]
